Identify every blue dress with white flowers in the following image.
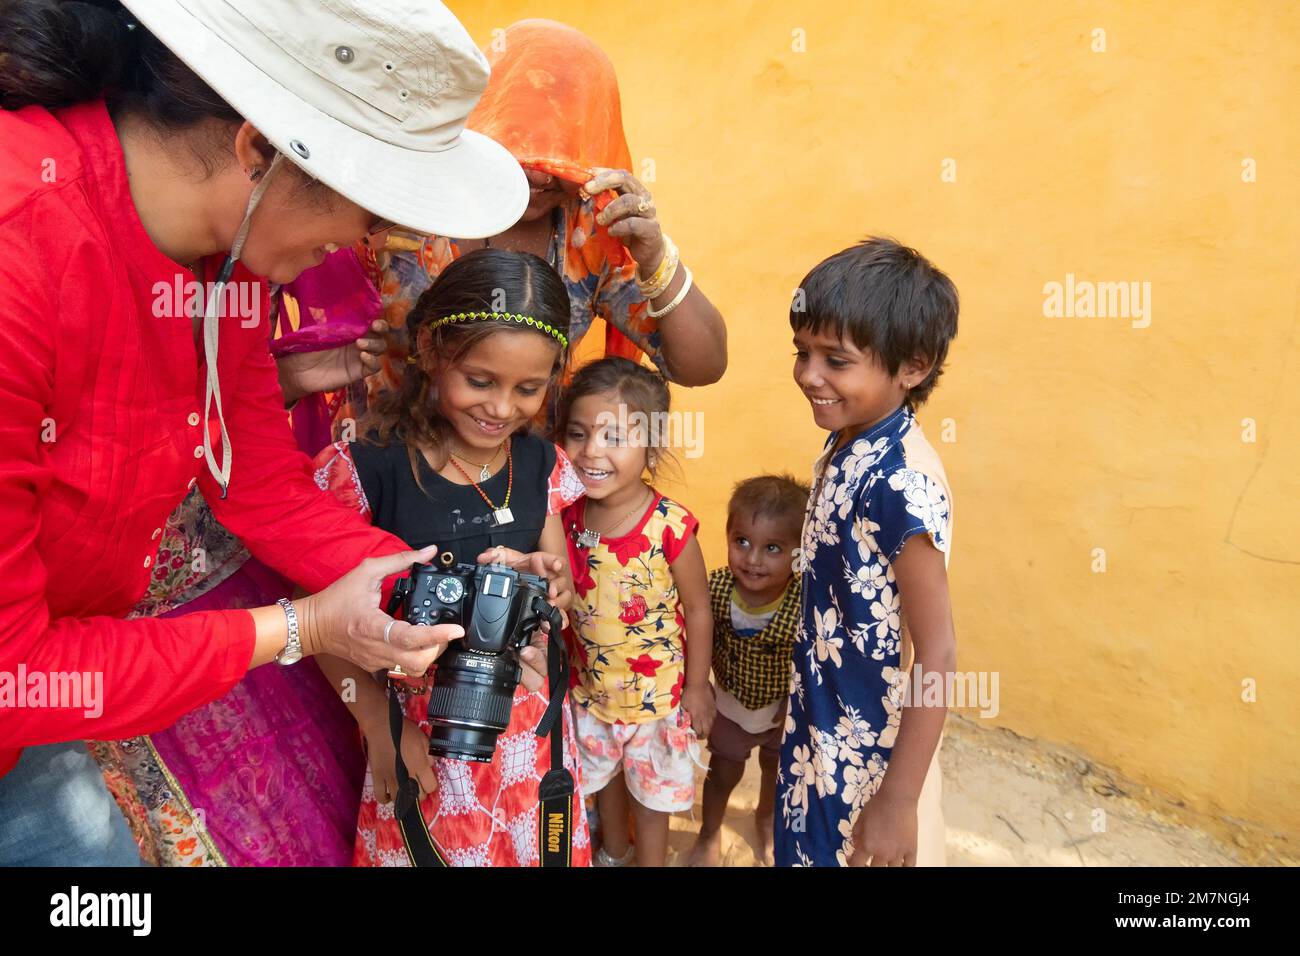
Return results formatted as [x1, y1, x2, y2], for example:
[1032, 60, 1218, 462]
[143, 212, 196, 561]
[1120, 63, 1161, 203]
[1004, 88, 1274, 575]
[775, 405, 952, 867]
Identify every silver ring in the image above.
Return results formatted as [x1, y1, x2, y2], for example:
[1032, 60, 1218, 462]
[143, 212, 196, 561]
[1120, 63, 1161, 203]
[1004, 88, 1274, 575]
[383, 619, 397, 645]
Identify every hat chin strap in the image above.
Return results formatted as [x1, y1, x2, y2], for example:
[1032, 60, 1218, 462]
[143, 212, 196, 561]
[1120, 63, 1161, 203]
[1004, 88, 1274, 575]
[202, 153, 283, 498]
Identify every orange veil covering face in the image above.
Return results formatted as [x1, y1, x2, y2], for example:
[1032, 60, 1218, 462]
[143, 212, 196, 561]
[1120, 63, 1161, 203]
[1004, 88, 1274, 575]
[468, 19, 643, 363]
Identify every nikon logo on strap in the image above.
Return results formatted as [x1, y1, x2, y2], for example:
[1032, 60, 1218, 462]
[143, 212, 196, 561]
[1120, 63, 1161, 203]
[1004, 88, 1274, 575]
[546, 811, 566, 854]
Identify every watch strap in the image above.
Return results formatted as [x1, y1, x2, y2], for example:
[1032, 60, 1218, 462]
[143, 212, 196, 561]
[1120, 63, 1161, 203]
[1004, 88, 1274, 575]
[275, 597, 302, 665]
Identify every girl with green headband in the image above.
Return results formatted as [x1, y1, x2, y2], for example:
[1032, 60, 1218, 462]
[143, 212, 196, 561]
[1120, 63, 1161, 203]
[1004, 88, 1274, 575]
[312, 247, 593, 866]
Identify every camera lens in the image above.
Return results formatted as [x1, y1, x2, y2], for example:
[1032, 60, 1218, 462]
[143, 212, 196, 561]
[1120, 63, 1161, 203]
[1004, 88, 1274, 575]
[425, 647, 522, 762]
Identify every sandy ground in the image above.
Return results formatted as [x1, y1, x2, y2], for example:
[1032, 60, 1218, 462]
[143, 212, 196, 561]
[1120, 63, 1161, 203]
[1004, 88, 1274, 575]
[646, 716, 1296, 867]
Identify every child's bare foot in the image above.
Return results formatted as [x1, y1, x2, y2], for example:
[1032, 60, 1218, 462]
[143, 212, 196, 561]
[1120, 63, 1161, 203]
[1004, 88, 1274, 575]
[688, 829, 722, 867]
[754, 810, 775, 866]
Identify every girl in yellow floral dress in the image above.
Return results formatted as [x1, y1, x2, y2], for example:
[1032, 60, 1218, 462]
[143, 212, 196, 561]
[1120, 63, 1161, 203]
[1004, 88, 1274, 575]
[558, 358, 715, 867]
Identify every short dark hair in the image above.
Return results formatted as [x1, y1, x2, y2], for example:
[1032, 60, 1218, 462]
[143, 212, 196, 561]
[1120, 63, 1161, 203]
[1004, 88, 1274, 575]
[726, 474, 810, 541]
[790, 236, 959, 406]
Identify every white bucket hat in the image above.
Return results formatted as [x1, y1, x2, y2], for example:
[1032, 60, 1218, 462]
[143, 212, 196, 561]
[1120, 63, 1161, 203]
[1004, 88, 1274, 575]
[119, 0, 528, 239]
[116, 0, 528, 496]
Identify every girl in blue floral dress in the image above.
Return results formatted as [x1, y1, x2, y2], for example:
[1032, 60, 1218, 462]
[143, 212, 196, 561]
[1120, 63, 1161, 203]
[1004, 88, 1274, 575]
[777, 238, 960, 867]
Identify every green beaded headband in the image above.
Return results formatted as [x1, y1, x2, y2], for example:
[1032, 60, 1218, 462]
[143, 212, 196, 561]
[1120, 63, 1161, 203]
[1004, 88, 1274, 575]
[426, 311, 569, 349]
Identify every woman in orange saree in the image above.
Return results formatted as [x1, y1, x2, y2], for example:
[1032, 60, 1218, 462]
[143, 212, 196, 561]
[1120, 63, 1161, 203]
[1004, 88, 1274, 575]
[366, 18, 728, 388]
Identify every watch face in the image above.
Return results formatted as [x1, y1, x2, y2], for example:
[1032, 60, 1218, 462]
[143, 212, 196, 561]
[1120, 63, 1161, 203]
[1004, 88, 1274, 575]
[277, 648, 303, 666]
[435, 577, 464, 605]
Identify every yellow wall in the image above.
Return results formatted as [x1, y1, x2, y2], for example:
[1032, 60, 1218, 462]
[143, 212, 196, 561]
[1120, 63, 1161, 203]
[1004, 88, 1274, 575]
[455, 1, 1300, 834]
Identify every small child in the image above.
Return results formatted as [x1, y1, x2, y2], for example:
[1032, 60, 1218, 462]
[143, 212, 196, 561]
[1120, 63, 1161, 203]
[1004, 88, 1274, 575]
[688, 474, 809, 868]
[777, 237, 959, 868]
[558, 357, 715, 867]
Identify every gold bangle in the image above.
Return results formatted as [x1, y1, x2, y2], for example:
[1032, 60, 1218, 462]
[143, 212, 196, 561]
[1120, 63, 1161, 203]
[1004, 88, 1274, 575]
[638, 235, 679, 299]
[638, 241, 675, 298]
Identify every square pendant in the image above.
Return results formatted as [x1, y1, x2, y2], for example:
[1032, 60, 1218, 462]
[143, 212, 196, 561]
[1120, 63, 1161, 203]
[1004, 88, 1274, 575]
[492, 507, 514, 527]
[576, 529, 601, 549]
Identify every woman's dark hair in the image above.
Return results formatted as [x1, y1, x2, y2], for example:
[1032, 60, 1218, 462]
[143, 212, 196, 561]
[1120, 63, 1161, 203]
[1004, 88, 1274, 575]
[790, 236, 959, 406]
[363, 248, 571, 484]
[0, 1, 298, 179]
[0, 2, 236, 118]
[556, 355, 677, 481]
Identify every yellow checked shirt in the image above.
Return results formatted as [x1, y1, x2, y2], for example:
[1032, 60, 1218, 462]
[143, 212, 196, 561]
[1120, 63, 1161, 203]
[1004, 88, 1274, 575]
[709, 568, 803, 710]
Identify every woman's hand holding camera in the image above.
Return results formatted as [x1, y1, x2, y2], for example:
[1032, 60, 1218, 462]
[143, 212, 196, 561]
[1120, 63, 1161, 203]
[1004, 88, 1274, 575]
[297, 545, 464, 677]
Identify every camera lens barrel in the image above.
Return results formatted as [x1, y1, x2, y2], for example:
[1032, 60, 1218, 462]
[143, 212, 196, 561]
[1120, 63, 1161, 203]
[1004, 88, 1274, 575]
[405, 561, 553, 764]
[425, 649, 522, 763]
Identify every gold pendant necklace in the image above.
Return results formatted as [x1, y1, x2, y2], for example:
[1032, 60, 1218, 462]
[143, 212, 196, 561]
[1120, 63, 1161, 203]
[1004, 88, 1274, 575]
[449, 444, 501, 483]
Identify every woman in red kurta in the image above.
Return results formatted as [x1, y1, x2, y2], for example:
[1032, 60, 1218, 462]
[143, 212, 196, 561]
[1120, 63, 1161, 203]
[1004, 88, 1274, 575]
[0, 0, 533, 864]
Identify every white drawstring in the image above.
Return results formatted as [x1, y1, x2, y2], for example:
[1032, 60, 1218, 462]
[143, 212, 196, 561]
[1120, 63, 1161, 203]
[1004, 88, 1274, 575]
[202, 153, 283, 498]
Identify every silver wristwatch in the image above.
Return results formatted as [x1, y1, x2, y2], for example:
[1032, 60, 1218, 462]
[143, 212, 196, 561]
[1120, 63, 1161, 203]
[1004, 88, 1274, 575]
[275, 598, 303, 666]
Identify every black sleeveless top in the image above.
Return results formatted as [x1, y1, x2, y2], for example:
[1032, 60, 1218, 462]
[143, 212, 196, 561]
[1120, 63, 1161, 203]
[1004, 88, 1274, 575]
[350, 431, 555, 568]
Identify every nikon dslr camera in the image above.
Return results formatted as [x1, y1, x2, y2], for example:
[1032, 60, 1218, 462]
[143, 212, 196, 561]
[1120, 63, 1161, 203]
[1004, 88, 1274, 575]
[393, 561, 563, 763]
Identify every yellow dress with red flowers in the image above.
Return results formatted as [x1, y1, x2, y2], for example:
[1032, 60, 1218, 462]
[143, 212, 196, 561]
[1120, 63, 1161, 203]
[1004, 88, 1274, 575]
[561, 493, 699, 725]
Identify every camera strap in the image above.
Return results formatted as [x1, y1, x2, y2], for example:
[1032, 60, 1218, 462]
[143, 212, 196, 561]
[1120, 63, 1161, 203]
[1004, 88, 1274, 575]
[387, 676, 451, 867]
[536, 626, 574, 868]
[381, 589, 575, 868]
[382, 588, 450, 868]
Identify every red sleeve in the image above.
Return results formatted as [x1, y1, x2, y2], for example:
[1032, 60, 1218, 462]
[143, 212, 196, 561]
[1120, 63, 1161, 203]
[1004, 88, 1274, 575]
[0, 216, 254, 751]
[200, 321, 407, 593]
[546, 445, 586, 516]
[660, 503, 700, 564]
